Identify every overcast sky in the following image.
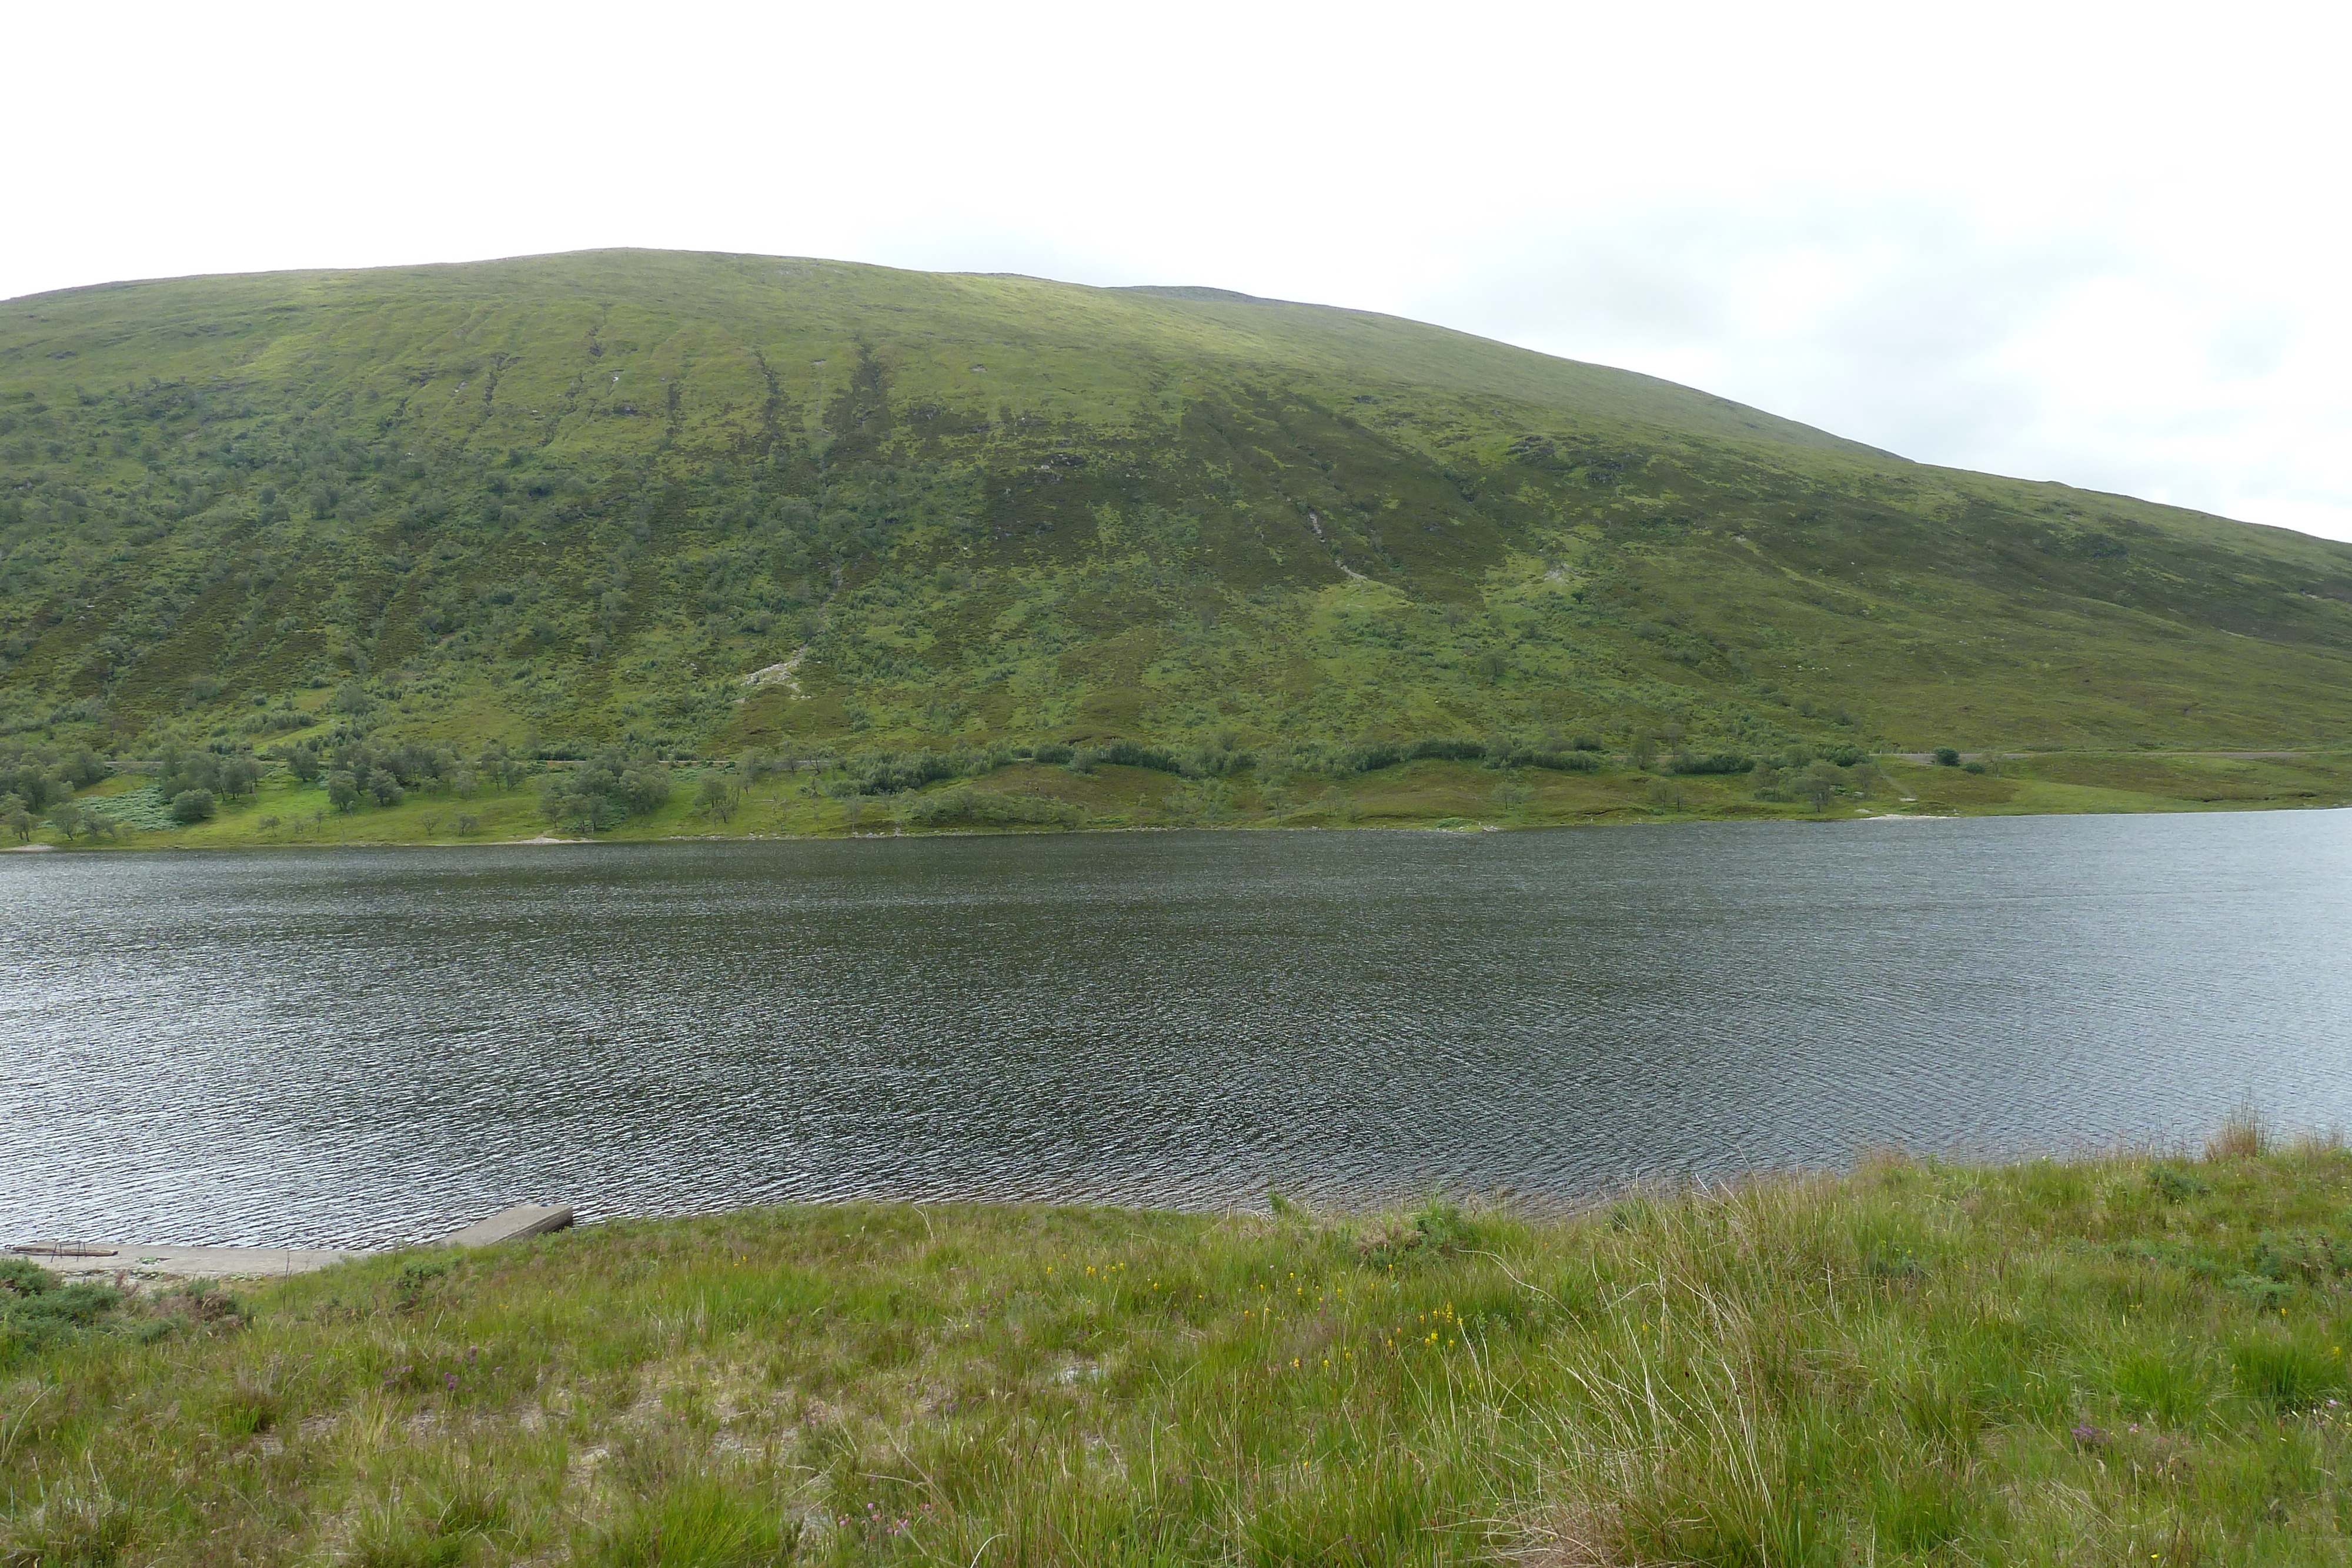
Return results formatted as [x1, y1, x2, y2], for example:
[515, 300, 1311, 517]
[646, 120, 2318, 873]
[11, 2, 2347, 539]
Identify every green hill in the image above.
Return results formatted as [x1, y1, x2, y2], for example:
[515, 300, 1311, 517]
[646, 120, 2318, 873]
[5, 248, 2352, 783]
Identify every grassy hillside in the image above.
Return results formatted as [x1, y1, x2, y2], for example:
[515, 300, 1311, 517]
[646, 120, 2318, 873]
[9, 1136, 2352, 1564]
[5, 248, 2352, 798]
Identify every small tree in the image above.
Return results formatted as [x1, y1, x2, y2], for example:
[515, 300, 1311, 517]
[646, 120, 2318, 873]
[156, 747, 221, 800]
[326, 770, 361, 813]
[219, 755, 261, 796]
[479, 740, 525, 791]
[366, 768, 403, 807]
[285, 742, 324, 784]
[1933, 747, 1961, 767]
[48, 804, 89, 842]
[618, 758, 672, 814]
[541, 781, 622, 833]
[1802, 761, 1840, 812]
[170, 788, 216, 824]
[696, 775, 734, 823]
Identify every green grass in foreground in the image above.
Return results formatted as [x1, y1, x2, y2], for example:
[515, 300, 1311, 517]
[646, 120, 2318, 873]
[8, 1131, 2352, 1563]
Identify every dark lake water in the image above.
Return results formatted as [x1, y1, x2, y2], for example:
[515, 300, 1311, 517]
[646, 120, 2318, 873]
[6, 811, 2350, 1248]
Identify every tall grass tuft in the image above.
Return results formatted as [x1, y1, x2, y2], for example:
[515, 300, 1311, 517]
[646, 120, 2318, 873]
[2209, 1103, 2269, 1160]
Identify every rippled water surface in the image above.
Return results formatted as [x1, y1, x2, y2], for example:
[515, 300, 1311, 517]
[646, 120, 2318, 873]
[6, 811, 2350, 1246]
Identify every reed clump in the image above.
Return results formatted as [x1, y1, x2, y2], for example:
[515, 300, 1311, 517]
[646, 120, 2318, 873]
[6, 1136, 2351, 1564]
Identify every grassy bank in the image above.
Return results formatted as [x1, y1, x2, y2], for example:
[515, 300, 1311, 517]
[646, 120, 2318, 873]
[8, 1135, 2352, 1563]
[15, 745, 2352, 851]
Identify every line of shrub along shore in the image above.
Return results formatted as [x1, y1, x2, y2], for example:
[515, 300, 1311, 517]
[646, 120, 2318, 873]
[6, 728, 1953, 845]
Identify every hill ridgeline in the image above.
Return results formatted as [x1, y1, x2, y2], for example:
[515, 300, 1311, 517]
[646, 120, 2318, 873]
[3, 248, 2350, 807]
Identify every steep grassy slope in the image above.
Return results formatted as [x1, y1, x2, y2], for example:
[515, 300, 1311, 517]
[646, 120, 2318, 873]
[5, 248, 2352, 772]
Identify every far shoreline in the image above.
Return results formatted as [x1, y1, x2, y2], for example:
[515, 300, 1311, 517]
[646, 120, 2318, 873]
[9, 794, 2352, 859]
[10, 745, 2350, 855]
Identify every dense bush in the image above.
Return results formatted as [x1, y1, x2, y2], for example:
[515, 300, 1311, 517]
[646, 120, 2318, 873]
[1340, 737, 1607, 775]
[903, 787, 1080, 828]
[155, 748, 215, 798]
[1072, 740, 1186, 775]
[1492, 745, 1603, 773]
[1339, 737, 1482, 773]
[0, 745, 108, 810]
[1665, 750, 1753, 776]
[330, 738, 459, 790]
[156, 745, 256, 800]
[46, 802, 115, 842]
[1, 1258, 125, 1367]
[1185, 743, 1254, 777]
[169, 788, 215, 823]
[836, 749, 966, 796]
[823, 736, 1258, 797]
[538, 748, 674, 831]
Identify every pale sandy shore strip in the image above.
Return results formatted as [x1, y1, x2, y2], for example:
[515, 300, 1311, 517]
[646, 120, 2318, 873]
[9, 1205, 573, 1289]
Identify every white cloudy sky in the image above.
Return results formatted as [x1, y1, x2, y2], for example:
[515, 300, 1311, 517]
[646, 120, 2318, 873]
[11, 2, 2348, 539]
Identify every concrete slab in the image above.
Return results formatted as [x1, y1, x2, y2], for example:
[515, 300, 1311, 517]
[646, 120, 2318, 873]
[442, 1204, 574, 1247]
[6, 1241, 358, 1287]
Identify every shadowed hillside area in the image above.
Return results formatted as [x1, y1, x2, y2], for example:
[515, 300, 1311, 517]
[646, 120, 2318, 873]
[5, 248, 2352, 783]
